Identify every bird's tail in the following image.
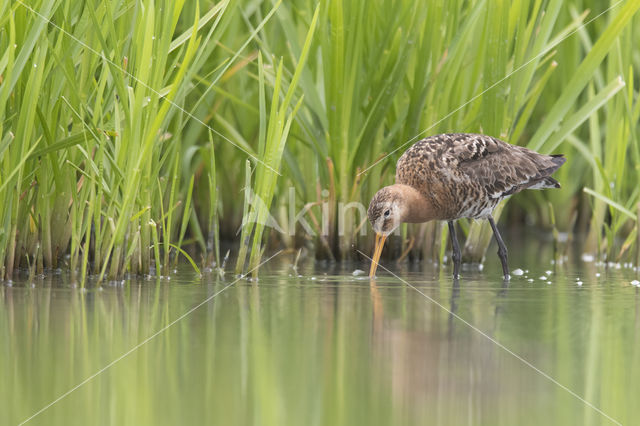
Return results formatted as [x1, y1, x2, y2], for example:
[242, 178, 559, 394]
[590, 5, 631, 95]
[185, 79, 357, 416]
[527, 176, 561, 190]
[528, 154, 565, 190]
[550, 154, 566, 168]
[537, 153, 566, 178]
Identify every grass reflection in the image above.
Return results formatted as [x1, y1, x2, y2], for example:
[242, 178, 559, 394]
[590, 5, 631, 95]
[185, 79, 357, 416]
[2, 252, 639, 424]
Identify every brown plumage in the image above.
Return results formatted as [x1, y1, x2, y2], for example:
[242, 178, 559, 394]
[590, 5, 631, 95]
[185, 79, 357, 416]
[368, 133, 566, 279]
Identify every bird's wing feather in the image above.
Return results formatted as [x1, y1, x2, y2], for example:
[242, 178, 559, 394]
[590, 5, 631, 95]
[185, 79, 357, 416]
[395, 134, 565, 201]
[447, 134, 563, 198]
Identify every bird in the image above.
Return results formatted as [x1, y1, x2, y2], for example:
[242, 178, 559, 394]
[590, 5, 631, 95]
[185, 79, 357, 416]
[367, 133, 566, 279]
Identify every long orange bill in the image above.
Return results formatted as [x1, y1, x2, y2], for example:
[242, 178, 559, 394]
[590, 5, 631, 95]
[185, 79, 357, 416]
[369, 233, 387, 278]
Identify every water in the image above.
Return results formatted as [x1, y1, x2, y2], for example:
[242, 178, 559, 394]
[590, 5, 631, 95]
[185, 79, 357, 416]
[2, 241, 640, 425]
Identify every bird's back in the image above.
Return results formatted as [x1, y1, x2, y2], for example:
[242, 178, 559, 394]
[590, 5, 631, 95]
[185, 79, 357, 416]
[395, 133, 565, 219]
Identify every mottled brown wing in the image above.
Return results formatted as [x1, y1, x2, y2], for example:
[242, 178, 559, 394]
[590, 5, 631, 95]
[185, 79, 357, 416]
[449, 134, 563, 198]
[395, 133, 505, 191]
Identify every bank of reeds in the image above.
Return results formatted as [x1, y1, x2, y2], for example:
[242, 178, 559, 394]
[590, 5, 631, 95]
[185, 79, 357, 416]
[1, 0, 234, 282]
[1, 0, 640, 281]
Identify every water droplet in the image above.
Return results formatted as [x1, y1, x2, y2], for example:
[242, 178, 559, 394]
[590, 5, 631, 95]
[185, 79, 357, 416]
[581, 253, 595, 262]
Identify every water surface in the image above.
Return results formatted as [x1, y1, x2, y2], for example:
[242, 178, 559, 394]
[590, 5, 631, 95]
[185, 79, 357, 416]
[2, 241, 639, 425]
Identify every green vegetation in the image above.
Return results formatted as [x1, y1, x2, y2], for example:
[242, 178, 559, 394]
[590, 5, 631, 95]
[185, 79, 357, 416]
[1, 0, 640, 281]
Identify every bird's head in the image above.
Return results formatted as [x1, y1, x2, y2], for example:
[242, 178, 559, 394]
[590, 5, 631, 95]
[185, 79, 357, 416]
[367, 186, 405, 237]
[367, 184, 437, 277]
[367, 185, 408, 277]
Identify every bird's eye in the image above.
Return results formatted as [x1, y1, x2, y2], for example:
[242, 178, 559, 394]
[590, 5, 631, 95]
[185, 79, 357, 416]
[383, 209, 390, 218]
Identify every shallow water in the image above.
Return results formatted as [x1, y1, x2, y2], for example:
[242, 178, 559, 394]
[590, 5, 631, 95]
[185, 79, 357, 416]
[2, 240, 640, 425]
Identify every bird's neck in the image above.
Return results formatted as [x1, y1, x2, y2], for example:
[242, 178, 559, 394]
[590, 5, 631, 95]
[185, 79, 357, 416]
[395, 184, 438, 223]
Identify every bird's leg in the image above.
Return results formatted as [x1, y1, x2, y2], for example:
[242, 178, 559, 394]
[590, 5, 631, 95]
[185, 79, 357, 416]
[447, 221, 461, 279]
[488, 216, 510, 280]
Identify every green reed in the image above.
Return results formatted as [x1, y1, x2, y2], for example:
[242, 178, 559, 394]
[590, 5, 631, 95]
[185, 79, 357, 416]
[0, 0, 235, 281]
[1, 0, 640, 280]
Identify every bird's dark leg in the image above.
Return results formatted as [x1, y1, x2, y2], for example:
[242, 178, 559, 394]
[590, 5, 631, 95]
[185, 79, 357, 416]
[488, 216, 510, 280]
[448, 221, 461, 279]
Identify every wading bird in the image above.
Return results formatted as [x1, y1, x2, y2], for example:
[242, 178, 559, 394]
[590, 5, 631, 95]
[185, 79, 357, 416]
[367, 133, 565, 279]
